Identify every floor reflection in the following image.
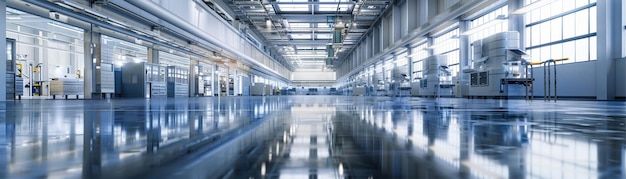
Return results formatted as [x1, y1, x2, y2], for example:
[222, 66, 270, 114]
[1, 97, 626, 178]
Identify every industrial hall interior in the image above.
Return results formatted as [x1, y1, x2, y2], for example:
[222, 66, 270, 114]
[0, 0, 625, 178]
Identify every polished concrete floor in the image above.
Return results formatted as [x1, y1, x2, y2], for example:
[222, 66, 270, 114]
[1, 96, 626, 178]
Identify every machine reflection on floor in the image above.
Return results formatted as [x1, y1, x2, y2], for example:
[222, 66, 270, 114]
[0, 96, 625, 179]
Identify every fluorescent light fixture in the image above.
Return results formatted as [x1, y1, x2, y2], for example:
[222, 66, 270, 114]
[278, 4, 309, 11]
[511, 0, 557, 14]
[461, 15, 507, 35]
[319, 4, 351, 11]
[283, 54, 327, 57]
[317, 34, 332, 39]
[290, 34, 311, 39]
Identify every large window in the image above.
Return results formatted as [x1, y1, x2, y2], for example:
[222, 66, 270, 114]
[411, 43, 428, 81]
[525, 0, 597, 64]
[433, 28, 460, 76]
[468, 5, 509, 43]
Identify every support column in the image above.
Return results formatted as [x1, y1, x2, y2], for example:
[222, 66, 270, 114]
[382, 59, 387, 96]
[596, 0, 622, 100]
[147, 47, 159, 64]
[407, 46, 413, 81]
[370, 66, 374, 96]
[0, 0, 6, 101]
[459, 21, 470, 97]
[212, 65, 217, 96]
[392, 54, 398, 96]
[189, 58, 198, 97]
[83, 27, 101, 99]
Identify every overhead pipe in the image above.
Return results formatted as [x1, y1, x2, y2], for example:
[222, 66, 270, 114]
[126, 0, 289, 82]
[17, 0, 204, 58]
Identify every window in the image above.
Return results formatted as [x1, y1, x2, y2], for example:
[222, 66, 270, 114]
[433, 28, 460, 77]
[525, 0, 596, 64]
[469, 5, 509, 43]
[411, 43, 428, 80]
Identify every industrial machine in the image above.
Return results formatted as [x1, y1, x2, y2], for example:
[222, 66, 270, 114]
[391, 65, 411, 96]
[465, 31, 532, 98]
[50, 78, 84, 99]
[419, 55, 454, 97]
[352, 77, 366, 96]
[98, 63, 115, 98]
[166, 66, 189, 97]
[121, 62, 167, 98]
[251, 83, 265, 96]
[373, 74, 386, 96]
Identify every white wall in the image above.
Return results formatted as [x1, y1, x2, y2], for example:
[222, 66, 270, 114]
[531, 61, 596, 98]
[291, 71, 336, 81]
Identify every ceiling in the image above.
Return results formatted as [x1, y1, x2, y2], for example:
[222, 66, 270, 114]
[224, 0, 392, 71]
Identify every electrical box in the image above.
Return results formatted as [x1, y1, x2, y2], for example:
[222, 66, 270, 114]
[121, 62, 167, 98]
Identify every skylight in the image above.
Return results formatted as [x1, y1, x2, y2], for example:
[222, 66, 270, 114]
[316, 34, 332, 39]
[317, 23, 333, 28]
[289, 23, 311, 28]
[290, 34, 311, 39]
[319, 4, 351, 11]
[278, 4, 309, 12]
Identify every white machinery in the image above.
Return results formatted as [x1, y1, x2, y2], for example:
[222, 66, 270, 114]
[465, 31, 532, 98]
[410, 82, 420, 96]
[391, 65, 411, 96]
[353, 77, 366, 96]
[50, 78, 84, 99]
[373, 74, 386, 96]
[251, 83, 265, 96]
[419, 55, 454, 97]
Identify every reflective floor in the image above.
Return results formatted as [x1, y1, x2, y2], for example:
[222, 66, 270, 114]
[1, 96, 626, 178]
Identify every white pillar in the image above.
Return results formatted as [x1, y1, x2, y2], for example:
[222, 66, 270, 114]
[596, 0, 622, 100]
[0, 0, 6, 101]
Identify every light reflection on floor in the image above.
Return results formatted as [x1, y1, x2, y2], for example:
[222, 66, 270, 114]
[0, 96, 625, 178]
